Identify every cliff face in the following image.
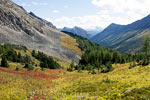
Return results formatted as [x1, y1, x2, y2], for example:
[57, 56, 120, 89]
[0, 0, 81, 63]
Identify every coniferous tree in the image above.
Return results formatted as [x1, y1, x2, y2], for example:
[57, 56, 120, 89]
[67, 61, 75, 72]
[1, 56, 9, 68]
[142, 35, 150, 65]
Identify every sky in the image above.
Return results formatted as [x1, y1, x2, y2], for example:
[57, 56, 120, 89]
[12, 0, 150, 29]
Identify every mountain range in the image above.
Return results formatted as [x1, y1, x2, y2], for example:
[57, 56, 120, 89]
[61, 26, 92, 39]
[1, 0, 150, 62]
[91, 15, 150, 53]
[86, 27, 103, 36]
[0, 0, 80, 63]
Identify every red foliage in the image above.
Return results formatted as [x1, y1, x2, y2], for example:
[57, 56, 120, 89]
[0, 67, 62, 80]
[44, 69, 66, 73]
[28, 95, 45, 100]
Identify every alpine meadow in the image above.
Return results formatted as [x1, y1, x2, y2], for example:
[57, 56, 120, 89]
[0, 0, 150, 100]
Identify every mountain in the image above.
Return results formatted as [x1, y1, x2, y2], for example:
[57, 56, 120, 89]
[61, 26, 92, 39]
[91, 15, 150, 53]
[29, 12, 57, 29]
[87, 27, 103, 37]
[0, 0, 80, 63]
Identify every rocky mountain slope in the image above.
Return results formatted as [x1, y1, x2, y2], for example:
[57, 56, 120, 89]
[62, 26, 92, 39]
[29, 12, 57, 29]
[91, 15, 150, 53]
[0, 0, 80, 63]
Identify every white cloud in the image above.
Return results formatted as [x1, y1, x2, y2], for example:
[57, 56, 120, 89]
[47, 0, 150, 29]
[50, 15, 114, 29]
[21, 2, 48, 7]
[91, 0, 150, 22]
[52, 10, 60, 14]
[45, 18, 52, 22]
[49, 12, 145, 29]
[91, 0, 150, 13]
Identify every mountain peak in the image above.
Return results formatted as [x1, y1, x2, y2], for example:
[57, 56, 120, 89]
[109, 23, 120, 26]
[29, 12, 56, 29]
[62, 26, 91, 39]
[74, 26, 81, 29]
[29, 12, 35, 16]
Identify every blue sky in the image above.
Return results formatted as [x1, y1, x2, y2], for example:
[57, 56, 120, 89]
[12, 0, 150, 29]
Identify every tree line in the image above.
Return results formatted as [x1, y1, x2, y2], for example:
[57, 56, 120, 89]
[32, 50, 61, 69]
[0, 44, 61, 70]
[63, 31, 150, 73]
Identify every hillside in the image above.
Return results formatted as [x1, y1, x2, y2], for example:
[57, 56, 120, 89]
[0, 0, 80, 63]
[62, 26, 92, 39]
[91, 15, 150, 53]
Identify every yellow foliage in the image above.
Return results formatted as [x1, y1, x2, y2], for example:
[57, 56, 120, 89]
[60, 36, 82, 55]
[1, 63, 150, 99]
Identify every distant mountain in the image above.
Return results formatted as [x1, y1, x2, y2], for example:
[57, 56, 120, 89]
[87, 27, 103, 37]
[91, 15, 150, 53]
[29, 12, 56, 29]
[61, 26, 92, 39]
[0, 0, 80, 63]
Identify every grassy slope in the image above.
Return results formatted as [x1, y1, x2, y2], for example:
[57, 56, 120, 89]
[60, 36, 82, 56]
[16, 48, 70, 68]
[0, 63, 150, 100]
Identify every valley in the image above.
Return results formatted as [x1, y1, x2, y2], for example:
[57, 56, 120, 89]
[0, 0, 150, 100]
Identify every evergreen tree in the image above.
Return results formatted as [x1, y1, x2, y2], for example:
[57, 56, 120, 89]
[32, 50, 36, 57]
[142, 35, 150, 65]
[142, 35, 150, 55]
[67, 61, 75, 72]
[1, 56, 9, 68]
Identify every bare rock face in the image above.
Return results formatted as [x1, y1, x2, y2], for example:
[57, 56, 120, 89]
[0, 0, 80, 63]
[29, 12, 57, 29]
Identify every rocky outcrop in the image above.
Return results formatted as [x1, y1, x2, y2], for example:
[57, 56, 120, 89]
[29, 12, 57, 29]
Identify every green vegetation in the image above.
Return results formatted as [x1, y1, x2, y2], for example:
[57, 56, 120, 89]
[15, 66, 19, 71]
[1, 63, 150, 99]
[32, 50, 61, 69]
[67, 61, 75, 72]
[0, 44, 31, 64]
[62, 31, 141, 73]
[0, 33, 149, 100]
[0, 44, 61, 70]
[24, 63, 34, 70]
[141, 35, 150, 66]
[1, 56, 9, 68]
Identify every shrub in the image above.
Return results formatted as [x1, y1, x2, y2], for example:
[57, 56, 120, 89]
[102, 77, 111, 83]
[15, 67, 19, 71]
[91, 69, 96, 74]
[24, 63, 34, 70]
[77, 68, 82, 73]
[129, 62, 137, 69]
